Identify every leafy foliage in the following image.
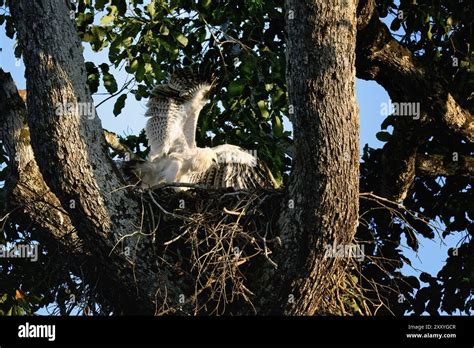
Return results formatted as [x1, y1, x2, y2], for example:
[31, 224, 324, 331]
[379, 0, 473, 110]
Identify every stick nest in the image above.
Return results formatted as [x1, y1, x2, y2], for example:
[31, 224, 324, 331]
[141, 185, 283, 315]
[124, 186, 400, 316]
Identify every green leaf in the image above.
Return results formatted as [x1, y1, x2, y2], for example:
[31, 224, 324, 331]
[76, 12, 94, 29]
[175, 33, 188, 47]
[132, 84, 150, 101]
[159, 24, 170, 36]
[420, 272, 432, 283]
[146, 3, 156, 18]
[376, 131, 391, 142]
[87, 73, 100, 93]
[113, 94, 127, 116]
[390, 18, 401, 31]
[460, 60, 470, 68]
[202, 0, 212, 9]
[241, 56, 256, 77]
[159, 38, 179, 55]
[228, 80, 245, 96]
[103, 72, 118, 94]
[89, 26, 108, 52]
[128, 59, 140, 73]
[427, 24, 433, 40]
[85, 62, 100, 94]
[273, 115, 283, 137]
[424, 13, 430, 24]
[273, 87, 285, 103]
[100, 5, 118, 25]
[265, 83, 274, 91]
[112, 0, 127, 15]
[144, 62, 153, 74]
[136, 62, 145, 81]
[82, 32, 95, 42]
[257, 100, 269, 118]
[100, 15, 115, 25]
[0, 293, 7, 304]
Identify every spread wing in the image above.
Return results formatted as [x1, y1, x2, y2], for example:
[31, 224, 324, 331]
[145, 68, 214, 160]
[141, 67, 279, 190]
[145, 94, 188, 161]
[184, 145, 279, 189]
[172, 68, 215, 149]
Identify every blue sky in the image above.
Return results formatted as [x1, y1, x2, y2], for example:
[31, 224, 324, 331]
[0, 22, 463, 313]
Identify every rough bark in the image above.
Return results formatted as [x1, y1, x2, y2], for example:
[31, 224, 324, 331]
[9, 0, 184, 314]
[268, 0, 360, 314]
[416, 154, 474, 177]
[0, 70, 83, 258]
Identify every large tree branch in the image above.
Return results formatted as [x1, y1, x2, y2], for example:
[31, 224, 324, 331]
[377, 118, 425, 201]
[355, 3, 473, 201]
[356, 9, 474, 141]
[416, 154, 474, 177]
[103, 129, 142, 161]
[10, 0, 183, 314]
[0, 70, 84, 257]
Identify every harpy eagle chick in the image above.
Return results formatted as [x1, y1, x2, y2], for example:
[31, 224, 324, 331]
[128, 67, 279, 189]
[128, 68, 217, 187]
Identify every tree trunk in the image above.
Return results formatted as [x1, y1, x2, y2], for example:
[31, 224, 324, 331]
[268, 0, 360, 314]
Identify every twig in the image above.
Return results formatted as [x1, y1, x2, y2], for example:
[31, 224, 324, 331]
[147, 191, 188, 220]
[96, 78, 135, 109]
